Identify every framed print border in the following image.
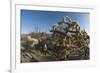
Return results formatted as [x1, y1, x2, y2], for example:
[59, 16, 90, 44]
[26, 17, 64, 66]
[11, 1, 96, 73]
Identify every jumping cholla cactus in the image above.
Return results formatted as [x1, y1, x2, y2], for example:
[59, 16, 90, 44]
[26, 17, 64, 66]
[50, 16, 90, 60]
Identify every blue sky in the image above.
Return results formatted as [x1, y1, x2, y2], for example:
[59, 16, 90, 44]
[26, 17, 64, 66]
[21, 10, 90, 34]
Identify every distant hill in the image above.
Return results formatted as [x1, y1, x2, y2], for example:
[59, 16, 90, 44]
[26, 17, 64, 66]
[29, 32, 52, 39]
